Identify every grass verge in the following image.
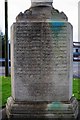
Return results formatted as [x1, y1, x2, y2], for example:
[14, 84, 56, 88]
[73, 78, 80, 100]
[0, 76, 11, 107]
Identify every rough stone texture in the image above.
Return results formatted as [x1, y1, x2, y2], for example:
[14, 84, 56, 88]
[1, 100, 80, 120]
[6, 97, 78, 120]
[16, 6, 68, 22]
[31, 0, 53, 6]
[31, 0, 53, 3]
[11, 21, 73, 102]
[6, 3, 78, 119]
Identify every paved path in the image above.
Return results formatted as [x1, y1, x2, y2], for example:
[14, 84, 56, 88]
[73, 62, 80, 78]
[0, 67, 11, 76]
[0, 67, 5, 76]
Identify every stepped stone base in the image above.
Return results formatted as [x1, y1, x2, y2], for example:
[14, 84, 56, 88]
[6, 97, 78, 120]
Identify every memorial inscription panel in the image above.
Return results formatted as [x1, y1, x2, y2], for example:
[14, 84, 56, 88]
[11, 21, 72, 101]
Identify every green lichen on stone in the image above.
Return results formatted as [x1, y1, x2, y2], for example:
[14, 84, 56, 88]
[47, 101, 63, 110]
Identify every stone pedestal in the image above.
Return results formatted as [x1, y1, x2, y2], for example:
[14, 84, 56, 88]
[6, 97, 78, 120]
[6, 0, 78, 119]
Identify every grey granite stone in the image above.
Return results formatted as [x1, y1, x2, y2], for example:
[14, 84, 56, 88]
[10, 21, 73, 102]
[6, 0, 78, 119]
[31, 0, 53, 7]
[6, 97, 78, 119]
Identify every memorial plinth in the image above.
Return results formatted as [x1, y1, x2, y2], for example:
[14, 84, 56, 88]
[6, 0, 78, 119]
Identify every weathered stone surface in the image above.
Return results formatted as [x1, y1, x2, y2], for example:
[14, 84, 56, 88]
[31, 0, 53, 3]
[6, 97, 78, 119]
[31, 0, 53, 7]
[11, 21, 73, 102]
[16, 6, 68, 22]
[6, 0, 78, 119]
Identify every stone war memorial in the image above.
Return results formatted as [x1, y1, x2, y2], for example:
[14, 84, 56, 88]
[6, 0, 78, 119]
